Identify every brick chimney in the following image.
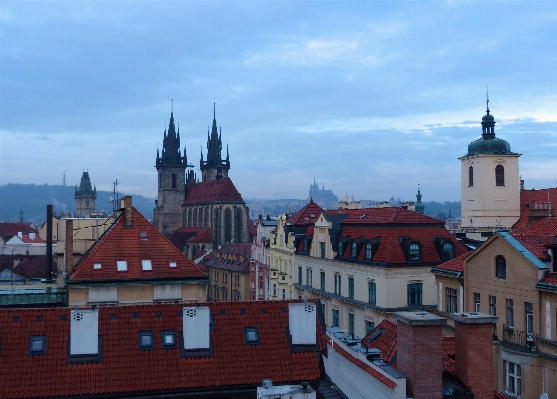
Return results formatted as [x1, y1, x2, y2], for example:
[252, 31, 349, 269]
[395, 311, 446, 399]
[121, 196, 134, 228]
[65, 219, 74, 272]
[450, 312, 497, 399]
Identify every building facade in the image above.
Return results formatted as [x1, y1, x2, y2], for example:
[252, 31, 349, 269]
[205, 243, 251, 302]
[250, 215, 276, 300]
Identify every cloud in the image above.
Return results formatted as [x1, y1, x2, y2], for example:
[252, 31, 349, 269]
[245, 21, 405, 67]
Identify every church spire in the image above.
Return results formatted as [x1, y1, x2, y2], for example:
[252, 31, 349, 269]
[200, 102, 230, 180]
[481, 89, 496, 139]
[156, 107, 185, 166]
[415, 184, 425, 214]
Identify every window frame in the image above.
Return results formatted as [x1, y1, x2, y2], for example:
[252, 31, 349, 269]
[348, 277, 354, 299]
[116, 260, 128, 272]
[489, 295, 497, 316]
[351, 242, 357, 258]
[348, 312, 355, 336]
[332, 309, 339, 328]
[474, 292, 481, 312]
[407, 283, 423, 305]
[28, 336, 46, 355]
[138, 331, 154, 350]
[525, 302, 534, 334]
[368, 281, 377, 305]
[365, 320, 375, 336]
[141, 259, 153, 271]
[442, 242, 454, 261]
[468, 165, 474, 187]
[446, 287, 457, 313]
[320, 271, 325, 290]
[495, 164, 505, 186]
[409, 243, 421, 262]
[496, 255, 507, 279]
[161, 330, 177, 349]
[365, 242, 372, 260]
[504, 361, 521, 396]
[507, 299, 514, 328]
[298, 267, 302, 284]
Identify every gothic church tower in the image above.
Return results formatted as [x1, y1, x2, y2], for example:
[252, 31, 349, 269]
[200, 103, 230, 181]
[75, 171, 97, 217]
[154, 111, 187, 235]
[459, 96, 520, 230]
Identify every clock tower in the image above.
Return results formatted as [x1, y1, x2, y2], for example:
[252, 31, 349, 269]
[75, 171, 97, 217]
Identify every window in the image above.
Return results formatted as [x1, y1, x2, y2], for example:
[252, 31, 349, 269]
[244, 327, 260, 345]
[407, 283, 422, 305]
[334, 275, 338, 294]
[161, 331, 176, 349]
[525, 302, 533, 334]
[320, 242, 325, 258]
[504, 299, 514, 329]
[496, 255, 506, 279]
[365, 243, 372, 260]
[138, 331, 154, 350]
[169, 261, 177, 268]
[282, 289, 286, 300]
[171, 173, 177, 188]
[351, 242, 357, 258]
[368, 281, 376, 305]
[234, 274, 240, 285]
[214, 287, 219, 301]
[409, 243, 421, 262]
[222, 289, 228, 301]
[332, 309, 339, 328]
[215, 271, 219, 282]
[141, 260, 152, 271]
[495, 164, 505, 186]
[273, 284, 277, 297]
[320, 271, 325, 290]
[139, 231, 148, 240]
[29, 336, 46, 355]
[348, 277, 354, 299]
[222, 273, 228, 283]
[303, 239, 308, 252]
[365, 320, 375, 336]
[474, 292, 481, 312]
[337, 242, 343, 256]
[117, 260, 127, 271]
[469, 165, 474, 187]
[446, 287, 457, 313]
[442, 243, 454, 261]
[489, 295, 497, 316]
[93, 263, 102, 270]
[504, 361, 521, 396]
[348, 313, 355, 336]
[307, 269, 312, 287]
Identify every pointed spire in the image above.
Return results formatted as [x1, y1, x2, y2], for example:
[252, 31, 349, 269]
[486, 86, 490, 113]
[226, 144, 229, 162]
[213, 100, 216, 120]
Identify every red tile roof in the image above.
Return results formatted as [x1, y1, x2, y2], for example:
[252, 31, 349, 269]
[511, 217, 557, 260]
[0, 222, 37, 239]
[442, 336, 456, 375]
[69, 207, 206, 282]
[13, 256, 50, 279]
[361, 318, 398, 364]
[287, 200, 325, 226]
[514, 187, 557, 228]
[541, 272, 557, 286]
[327, 207, 444, 226]
[204, 243, 251, 273]
[0, 300, 322, 398]
[167, 227, 212, 251]
[340, 226, 468, 264]
[432, 252, 468, 274]
[184, 177, 244, 205]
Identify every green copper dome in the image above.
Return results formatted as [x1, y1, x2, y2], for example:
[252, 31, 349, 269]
[463, 102, 517, 157]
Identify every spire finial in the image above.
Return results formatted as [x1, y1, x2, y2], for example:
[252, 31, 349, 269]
[171, 95, 174, 112]
[486, 87, 490, 112]
[213, 99, 216, 119]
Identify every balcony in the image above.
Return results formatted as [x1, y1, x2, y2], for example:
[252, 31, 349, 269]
[500, 325, 537, 353]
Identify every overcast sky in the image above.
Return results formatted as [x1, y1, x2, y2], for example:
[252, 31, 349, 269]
[1, 1, 556, 202]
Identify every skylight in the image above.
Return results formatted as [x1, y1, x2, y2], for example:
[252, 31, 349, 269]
[161, 331, 176, 349]
[141, 260, 153, 271]
[244, 327, 260, 346]
[93, 263, 102, 270]
[169, 261, 177, 268]
[117, 260, 127, 271]
[29, 336, 46, 355]
[139, 231, 148, 240]
[138, 331, 154, 350]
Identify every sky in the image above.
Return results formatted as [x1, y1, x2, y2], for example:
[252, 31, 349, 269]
[1, 1, 556, 202]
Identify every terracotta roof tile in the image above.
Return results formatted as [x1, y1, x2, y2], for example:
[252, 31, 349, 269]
[184, 177, 244, 205]
[432, 252, 468, 274]
[0, 222, 37, 238]
[0, 300, 322, 398]
[204, 243, 251, 273]
[541, 272, 557, 285]
[69, 207, 206, 282]
[514, 188, 557, 228]
[328, 207, 444, 226]
[511, 217, 557, 260]
[287, 201, 325, 226]
[361, 318, 398, 364]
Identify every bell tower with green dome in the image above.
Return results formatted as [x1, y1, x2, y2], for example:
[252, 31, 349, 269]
[459, 94, 521, 230]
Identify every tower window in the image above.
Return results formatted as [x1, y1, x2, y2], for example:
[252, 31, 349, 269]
[171, 173, 177, 188]
[468, 166, 474, 187]
[495, 164, 505, 186]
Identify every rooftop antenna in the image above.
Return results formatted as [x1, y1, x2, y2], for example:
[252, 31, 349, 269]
[110, 179, 119, 215]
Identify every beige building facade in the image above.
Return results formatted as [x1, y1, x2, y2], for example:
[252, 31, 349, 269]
[269, 215, 296, 300]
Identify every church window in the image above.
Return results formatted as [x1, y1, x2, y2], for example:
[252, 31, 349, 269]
[468, 166, 474, 187]
[224, 208, 232, 243]
[236, 209, 243, 243]
[495, 164, 505, 186]
[171, 173, 177, 188]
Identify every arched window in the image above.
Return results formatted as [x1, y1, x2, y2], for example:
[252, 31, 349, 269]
[236, 208, 243, 243]
[495, 164, 505, 186]
[469, 166, 474, 187]
[365, 243, 372, 260]
[224, 208, 232, 243]
[443, 243, 454, 261]
[496, 255, 506, 278]
[192, 245, 197, 258]
[171, 173, 177, 189]
[409, 243, 421, 262]
[337, 242, 343, 256]
[351, 242, 357, 258]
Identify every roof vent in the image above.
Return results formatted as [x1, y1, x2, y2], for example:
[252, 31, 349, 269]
[182, 306, 210, 351]
[289, 303, 316, 346]
[70, 309, 99, 356]
[262, 379, 273, 388]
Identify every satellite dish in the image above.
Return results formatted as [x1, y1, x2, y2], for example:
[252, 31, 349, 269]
[540, 393, 549, 399]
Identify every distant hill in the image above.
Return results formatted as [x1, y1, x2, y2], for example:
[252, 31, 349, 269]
[0, 184, 156, 224]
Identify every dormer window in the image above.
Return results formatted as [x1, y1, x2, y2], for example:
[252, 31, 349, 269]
[142, 260, 153, 271]
[337, 242, 343, 256]
[351, 242, 357, 258]
[29, 336, 46, 355]
[409, 243, 421, 262]
[442, 243, 454, 261]
[365, 243, 372, 260]
[138, 331, 154, 350]
[117, 260, 128, 271]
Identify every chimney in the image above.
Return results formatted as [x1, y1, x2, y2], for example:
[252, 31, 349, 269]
[182, 306, 210, 350]
[70, 309, 99, 356]
[520, 178, 525, 191]
[17, 231, 22, 239]
[289, 302, 316, 346]
[121, 196, 134, 228]
[450, 312, 497, 399]
[46, 205, 53, 280]
[65, 219, 74, 272]
[395, 311, 446, 399]
[29, 232, 36, 240]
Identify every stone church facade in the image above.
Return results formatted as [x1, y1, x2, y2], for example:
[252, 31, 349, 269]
[154, 104, 249, 249]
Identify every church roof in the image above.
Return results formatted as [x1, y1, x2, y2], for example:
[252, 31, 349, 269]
[69, 206, 206, 283]
[184, 177, 244, 205]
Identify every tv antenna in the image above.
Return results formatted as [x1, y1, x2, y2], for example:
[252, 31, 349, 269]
[110, 179, 119, 215]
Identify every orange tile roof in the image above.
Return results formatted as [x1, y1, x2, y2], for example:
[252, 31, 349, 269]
[514, 188, 557, 228]
[334, 207, 445, 225]
[287, 200, 325, 226]
[0, 300, 322, 399]
[511, 217, 557, 260]
[431, 252, 468, 274]
[541, 272, 557, 286]
[361, 318, 398, 364]
[184, 177, 244, 205]
[69, 207, 206, 282]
